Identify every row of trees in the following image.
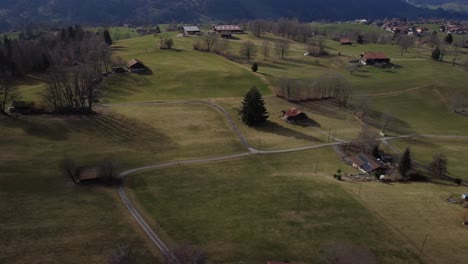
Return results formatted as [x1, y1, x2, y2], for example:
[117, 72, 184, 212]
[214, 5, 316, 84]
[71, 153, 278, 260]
[274, 73, 352, 106]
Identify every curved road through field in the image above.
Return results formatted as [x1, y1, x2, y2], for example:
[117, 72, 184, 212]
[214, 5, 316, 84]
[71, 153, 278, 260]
[110, 100, 468, 260]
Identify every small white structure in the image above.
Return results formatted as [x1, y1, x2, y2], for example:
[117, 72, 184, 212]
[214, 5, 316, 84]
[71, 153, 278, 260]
[462, 194, 468, 200]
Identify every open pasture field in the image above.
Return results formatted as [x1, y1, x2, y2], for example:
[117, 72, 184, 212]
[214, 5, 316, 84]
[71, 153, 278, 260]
[107, 103, 246, 158]
[341, 179, 468, 264]
[369, 88, 468, 136]
[0, 102, 246, 263]
[392, 138, 468, 181]
[217, 96, 364, 150]
[0, 114, 160, 264]
[126, 148, 421, 264]
[100, 34, 269, 103]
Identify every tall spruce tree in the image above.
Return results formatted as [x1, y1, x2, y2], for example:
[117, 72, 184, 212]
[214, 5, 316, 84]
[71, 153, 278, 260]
[103, 29, 113, 46]
[432, 46, 441, 61]
[399, 148, 412, 178]
[239, 87, 269, 126]
[445, 33, 453, 45]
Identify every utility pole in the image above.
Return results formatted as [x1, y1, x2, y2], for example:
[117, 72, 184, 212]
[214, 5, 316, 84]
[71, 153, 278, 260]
[421, 234, 431, 251]
[315, 159, 319, 174]
[296, 191, 302, 215]
[328, 129, 331, 142]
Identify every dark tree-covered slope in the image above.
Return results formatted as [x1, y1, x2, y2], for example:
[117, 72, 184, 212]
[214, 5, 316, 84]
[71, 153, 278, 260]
[0, 0, 465, 31]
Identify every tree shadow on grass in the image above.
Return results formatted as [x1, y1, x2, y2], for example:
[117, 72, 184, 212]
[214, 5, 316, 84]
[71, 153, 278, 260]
[299, 100, 348, 120]
[1, 116, 71, 141]
[137, 67, 154, 76]
[351, 73, 370, 78]
[365, 109, 416, 135]
[254, 120, 323, 142]
[111, 46, 128, 51]
[285, 57, 328, 67]
[78, 112, 173, 146]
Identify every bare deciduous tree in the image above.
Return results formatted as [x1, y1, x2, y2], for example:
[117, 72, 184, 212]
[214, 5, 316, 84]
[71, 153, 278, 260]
[323, 241, 378, 264]
[202, 35, 218, 52]
[396, 34, 415, 55]
[0, 76, 19, 113]
[428, 153, 448, 179]
[60, 155, 78, 184]
[275, 39, 289, 59]
[165, 244, 207, 264]
[159, 36, 174, 50]
[108, 244, 131, 264]
[239, 41, 257, 62]
[261, 40, 270, 61]
[275, 72, 352, 105]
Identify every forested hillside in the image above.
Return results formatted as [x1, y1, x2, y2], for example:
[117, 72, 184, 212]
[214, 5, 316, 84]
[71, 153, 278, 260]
[0, 0, 465, 31]
[409, 0, 468, 12]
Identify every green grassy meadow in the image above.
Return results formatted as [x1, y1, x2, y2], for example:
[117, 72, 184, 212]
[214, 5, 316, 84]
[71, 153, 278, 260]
[0, 102, 247, 263]
[0, 114, 160, 264]
[392, 138, 468, 181]
[3, 23, 468, 264]
[100, 34, 269, 102]
[341, 180, 468, 264]
[126, 148, 420, 264]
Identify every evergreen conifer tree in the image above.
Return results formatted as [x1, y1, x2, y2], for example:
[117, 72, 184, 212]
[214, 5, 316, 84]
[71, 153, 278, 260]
[399, 148, 412, 178]
[239, 87, 269, 126]
[103, 29, 113, 45]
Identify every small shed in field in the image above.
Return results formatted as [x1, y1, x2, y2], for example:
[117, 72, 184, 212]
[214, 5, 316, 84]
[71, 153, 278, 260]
[183, 26, 200, 35]
[127, 59, 146, 73]
[281, 108, 308, 122]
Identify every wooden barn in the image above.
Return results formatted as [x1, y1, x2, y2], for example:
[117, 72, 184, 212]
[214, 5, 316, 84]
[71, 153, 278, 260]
[183, 26, 200, 35]
[360, 52, 390, 65]
[281, 108, 308, 122]
[213, 25, 244, 34]
[127, 59, 146, 73]
[340, 38, 352, 45]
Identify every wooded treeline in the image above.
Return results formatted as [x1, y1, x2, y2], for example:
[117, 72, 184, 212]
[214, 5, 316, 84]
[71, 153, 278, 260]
[245, 19, 395, 45]
[0, 25, 112, 114]
[275, 73, 352, 106]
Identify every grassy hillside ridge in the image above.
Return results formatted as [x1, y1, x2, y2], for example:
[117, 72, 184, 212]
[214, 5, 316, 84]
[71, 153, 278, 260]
[100, 34, 269, 102]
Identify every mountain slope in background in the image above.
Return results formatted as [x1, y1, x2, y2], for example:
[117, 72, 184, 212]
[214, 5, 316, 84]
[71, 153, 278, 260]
[409, 0, 468, 13]
[0, 0, 466, 31]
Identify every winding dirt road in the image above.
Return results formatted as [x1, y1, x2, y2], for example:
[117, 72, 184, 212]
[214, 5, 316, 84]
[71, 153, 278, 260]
[110, 100, 468, 260]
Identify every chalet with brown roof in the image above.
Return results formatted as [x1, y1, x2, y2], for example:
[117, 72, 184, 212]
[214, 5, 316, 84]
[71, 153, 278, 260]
[360, 52, 390, 65]
[213, 25, 244, 34]
[348, 153, 385, 173]
[127, 59, 146, 73]
[281, 108, 308, 122]
[340, 38, 352, 45]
